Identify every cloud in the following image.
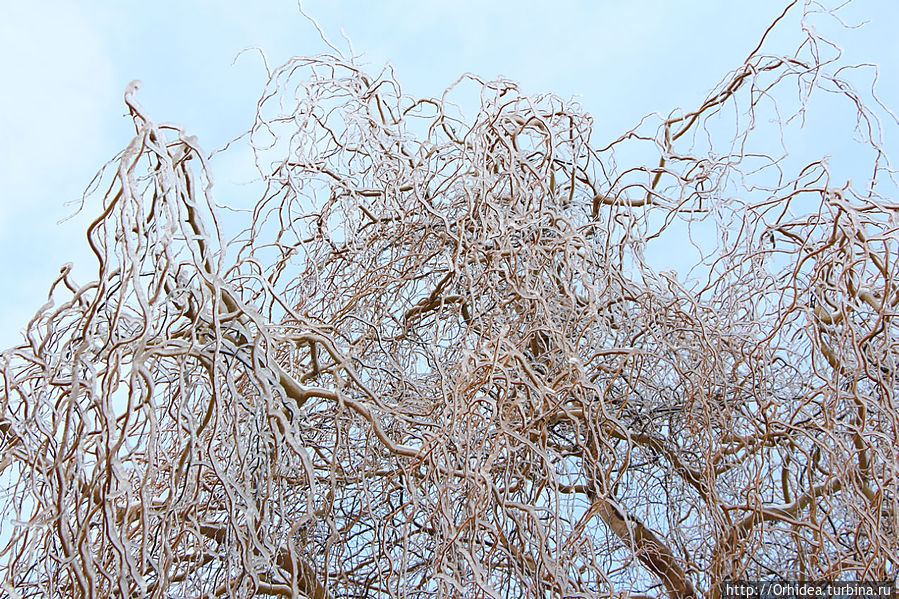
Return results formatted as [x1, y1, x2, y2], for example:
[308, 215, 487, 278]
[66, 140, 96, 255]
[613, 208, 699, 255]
[0, 2, 116, 213]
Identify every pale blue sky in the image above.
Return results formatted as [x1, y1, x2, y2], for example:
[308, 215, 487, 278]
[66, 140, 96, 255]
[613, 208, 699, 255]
[0, 0, 896, 349]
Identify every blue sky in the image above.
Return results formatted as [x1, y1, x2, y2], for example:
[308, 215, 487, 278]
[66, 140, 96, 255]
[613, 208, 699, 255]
[0, 0, 896, 349]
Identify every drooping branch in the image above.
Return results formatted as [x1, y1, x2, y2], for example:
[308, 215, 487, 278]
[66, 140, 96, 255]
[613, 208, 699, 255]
[2, 3, 898, 597]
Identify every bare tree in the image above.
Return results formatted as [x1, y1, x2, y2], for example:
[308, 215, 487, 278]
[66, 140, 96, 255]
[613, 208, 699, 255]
[2, 3, 898, 598]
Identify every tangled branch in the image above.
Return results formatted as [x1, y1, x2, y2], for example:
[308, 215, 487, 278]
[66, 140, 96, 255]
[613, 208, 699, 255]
[2, 3, 898, 598]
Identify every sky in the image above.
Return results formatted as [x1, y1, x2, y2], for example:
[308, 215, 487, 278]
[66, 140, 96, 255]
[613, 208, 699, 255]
[0, 0, 896, 350]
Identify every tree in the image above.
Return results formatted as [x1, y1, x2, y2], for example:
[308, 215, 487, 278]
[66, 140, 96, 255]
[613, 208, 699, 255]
[1, 3, 897, 598]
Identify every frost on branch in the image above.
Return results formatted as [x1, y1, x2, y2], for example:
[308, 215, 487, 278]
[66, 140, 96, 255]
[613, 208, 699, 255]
[1, 5, 898, 598]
